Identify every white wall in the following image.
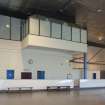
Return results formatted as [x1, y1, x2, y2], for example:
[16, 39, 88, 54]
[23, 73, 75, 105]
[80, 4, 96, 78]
[22, 35, 87, 53]
[0, 39, 23, 79]
[0, 80, 74, 90]
[22, 48, 74, 80]
[88, 70, 100, 79]
[80, 79, 105, 88]
[70, 69, 82, 80]
[0, 39, 82, 80]
[21, 15, 87, 80]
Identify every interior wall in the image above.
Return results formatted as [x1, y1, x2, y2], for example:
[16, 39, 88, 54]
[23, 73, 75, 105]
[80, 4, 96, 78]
[22, 34, 87, 53]
[0, 39, 83, 80]
[0, 39, 23, 79]
[22, 48, 81, 80]
[1, 39, 102, 80]
[22, 45, 84, 80]
[88, 70, 100, 79]
[72, 46, 105, 79]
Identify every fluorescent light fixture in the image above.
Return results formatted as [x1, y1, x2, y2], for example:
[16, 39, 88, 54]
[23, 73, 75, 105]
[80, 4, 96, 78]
[97, 9, 103, 12]
[98, 36, 103, 41]
[65, 60, 69, 63]
[6, 24, 10, 28]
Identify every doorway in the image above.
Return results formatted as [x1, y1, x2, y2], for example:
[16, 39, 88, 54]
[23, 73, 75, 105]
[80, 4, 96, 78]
[100, 71, 105, 79]
[37, 71, 45, 79]
[93, 73, 96, 79]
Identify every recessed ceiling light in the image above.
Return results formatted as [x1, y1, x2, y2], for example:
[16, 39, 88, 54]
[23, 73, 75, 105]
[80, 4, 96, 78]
[97, 9, 103, 12]
[6, 24, 10, 28]
[65, 60, 69, 63]
[98, 36, 103, 41]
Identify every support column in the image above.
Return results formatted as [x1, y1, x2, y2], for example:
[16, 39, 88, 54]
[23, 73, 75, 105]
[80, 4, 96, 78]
[83, 53, 88, 79]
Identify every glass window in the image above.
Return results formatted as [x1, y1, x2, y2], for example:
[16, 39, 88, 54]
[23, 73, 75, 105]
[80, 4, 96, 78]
[21, 20, 26, 40]
[0, 15, 10, 39]
[29, 17, 39, 35]
[72, 27, 80, 42]
[52, 22, 61, 39]
[26, 19, 29, 35]
[40, 19, 50, 37]
[81, 29, 87, 43]
[11, 17, 20, 41]
[62, 24, 71, 41]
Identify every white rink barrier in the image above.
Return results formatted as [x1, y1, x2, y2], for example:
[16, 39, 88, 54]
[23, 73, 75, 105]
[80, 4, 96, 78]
[80, 79, 105, 88]
[0, 80, 74, 90]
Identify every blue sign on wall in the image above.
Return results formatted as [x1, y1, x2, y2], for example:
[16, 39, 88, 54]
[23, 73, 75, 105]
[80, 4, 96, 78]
[7, 70, 14, 79]
[37, 71, 45, 79]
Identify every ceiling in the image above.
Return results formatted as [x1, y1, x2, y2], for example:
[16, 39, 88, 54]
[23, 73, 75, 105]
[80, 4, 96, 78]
[0, 0, 105, 46]
[0, 0, 75, 22]
[75, 0, 105, 46]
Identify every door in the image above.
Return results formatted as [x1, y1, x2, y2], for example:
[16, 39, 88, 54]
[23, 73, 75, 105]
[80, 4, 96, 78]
[7, 70, 14, 79]
[93, 73, 96, 79]
[37, 71, 45, 79]
[100, 71, 105, 79]
[21, 72, 32, 79]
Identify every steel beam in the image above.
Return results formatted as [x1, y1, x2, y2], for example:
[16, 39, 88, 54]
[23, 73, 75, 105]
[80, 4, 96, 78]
[88, 41, 105, 48]
[88, 48, 103, 62]
[83, 53, 88, 79]
[70, 61, 105, 65]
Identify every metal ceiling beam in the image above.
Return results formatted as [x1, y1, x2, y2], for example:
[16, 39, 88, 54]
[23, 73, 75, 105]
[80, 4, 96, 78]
[88, 41, 105, 48]
[72, 57, 83, 61]
[88, 48, 103, 62]
[58, 0, 72, 12]
[70, 61, 105, 65]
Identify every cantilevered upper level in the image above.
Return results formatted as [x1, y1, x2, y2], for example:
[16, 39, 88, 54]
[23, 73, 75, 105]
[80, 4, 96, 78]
[22, 15, 87, 53]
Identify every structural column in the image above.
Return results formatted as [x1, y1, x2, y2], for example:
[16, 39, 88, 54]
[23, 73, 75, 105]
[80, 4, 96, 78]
[83, 53, 88, 79]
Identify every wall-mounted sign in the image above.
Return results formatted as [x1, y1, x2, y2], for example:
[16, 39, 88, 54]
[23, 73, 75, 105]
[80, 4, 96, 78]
[7, 70, 14, 79]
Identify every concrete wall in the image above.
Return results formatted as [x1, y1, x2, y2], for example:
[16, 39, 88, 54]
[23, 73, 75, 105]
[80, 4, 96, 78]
[22, 35, 87, 53]
[80, 79, 105, 88]
[1, 39, 103, 80]
[0, 39, 82, 80]
[22, 48, 72, 79]
[88, 70, 100, 79]
[0, 39, 102, 80]
[0, 80, 74, 90]
[0, 39, 23, 79]
[22, 48, 81, 80]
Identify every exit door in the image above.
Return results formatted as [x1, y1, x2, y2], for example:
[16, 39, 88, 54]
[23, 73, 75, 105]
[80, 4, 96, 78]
[7, 70, 14, 79]
[100, 71, 105, 79]
[37, 71, 45, 79]
[93, 73, 96, 79]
